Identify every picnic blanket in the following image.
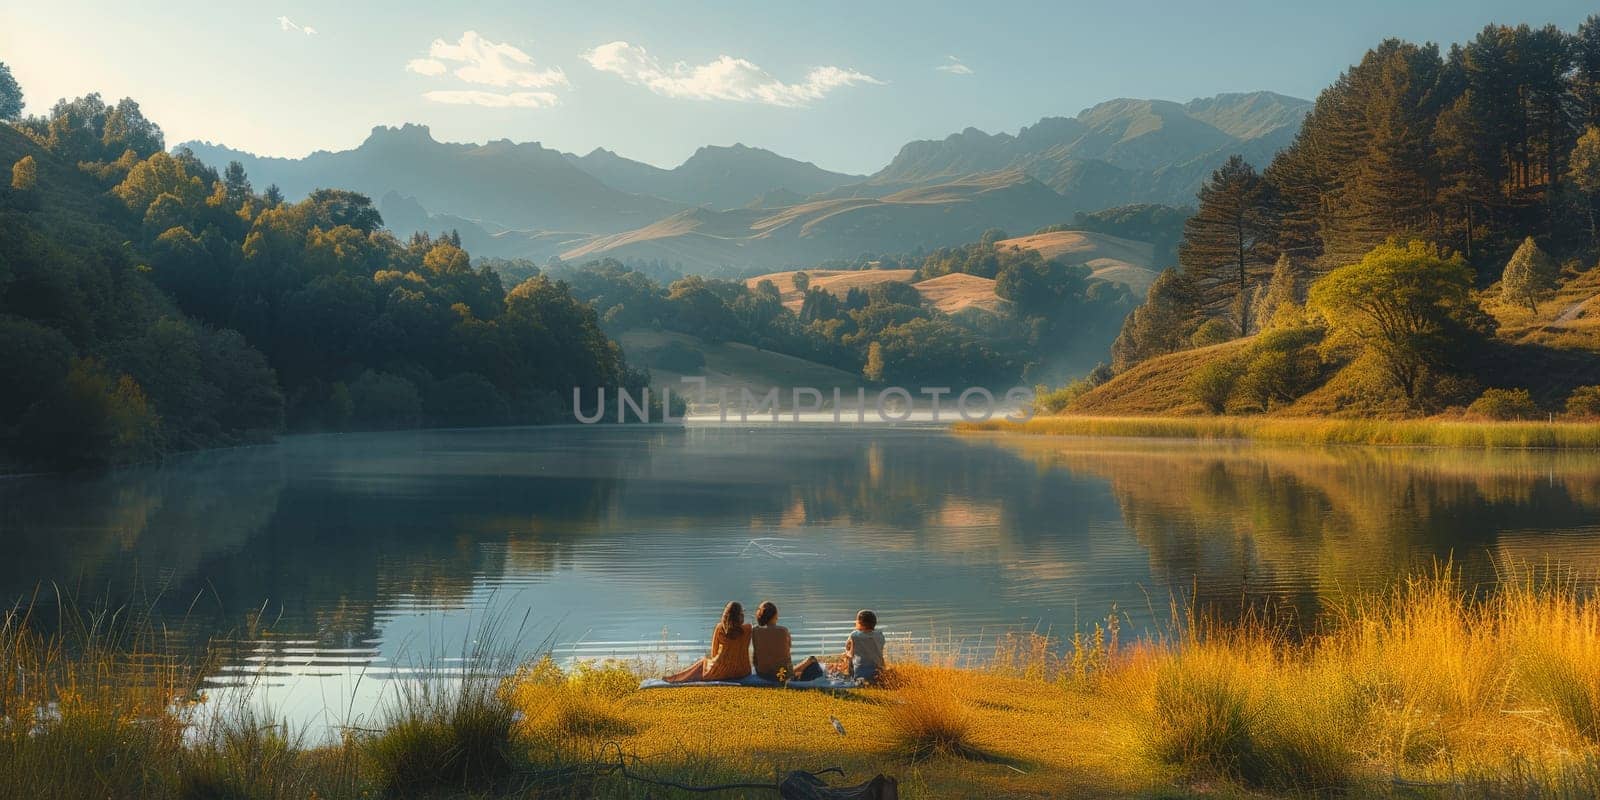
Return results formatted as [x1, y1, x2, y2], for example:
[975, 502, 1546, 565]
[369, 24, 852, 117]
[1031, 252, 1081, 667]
[639, 673, 860, 691]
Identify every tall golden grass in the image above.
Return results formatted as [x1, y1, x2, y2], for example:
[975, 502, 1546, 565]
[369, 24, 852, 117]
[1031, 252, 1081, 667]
[1090, 566, 1600, 792]
[958, 414, 1600, 448]
[10, 569, 1600, 797]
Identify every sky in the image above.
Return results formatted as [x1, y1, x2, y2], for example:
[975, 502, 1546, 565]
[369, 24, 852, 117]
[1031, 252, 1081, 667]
[2, 0, 1596, 175]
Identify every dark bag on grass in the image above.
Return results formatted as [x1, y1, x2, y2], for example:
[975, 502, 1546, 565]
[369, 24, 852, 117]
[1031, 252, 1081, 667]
[794, 656, 825, 681]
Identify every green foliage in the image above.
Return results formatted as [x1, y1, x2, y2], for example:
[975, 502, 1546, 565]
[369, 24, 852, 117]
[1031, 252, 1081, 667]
[1111, 269, 1201, 371]
[1254, 254, 1304, 330]
[10, 155, 35, 192]
[0, 95, 638, 469]
[1566, 385, 1600, 419]
[1043, 203, 1191, 266]
[1189, 317, 1235, 348]
[1177, 155, 1276, 324]
[1574, 126, 1600, 244]
[1308, 241, 1486, 408]
[367, 673, 519, 797]
[16, 93, 164, 164]
[0, 61, 21, 121]
[1467, 387, 1541, 420]
[862, 341, 885, 383]
[1573, 126, 1600, 196]
[425, 373, 508, 428]
[0, 315, 74, 422]
[1187, 359, 1243, 414]
[1235, 327, 1324, 411]
[17, 358, 161, 469]
[1500, 236, 1559, 312]
[646, 339, 706, 374]
[1032, 365, 1110, 415]
[347, 371, 423, 431]
[552, 238, 1129, 388]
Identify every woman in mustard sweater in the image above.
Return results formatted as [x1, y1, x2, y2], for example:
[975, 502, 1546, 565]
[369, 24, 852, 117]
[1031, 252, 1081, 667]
[664, 601, 753, 683]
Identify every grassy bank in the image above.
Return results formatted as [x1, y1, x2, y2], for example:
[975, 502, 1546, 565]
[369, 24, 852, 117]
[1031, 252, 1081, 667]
[11, 571, 1600, 797]
[956, 414, 1600, 448]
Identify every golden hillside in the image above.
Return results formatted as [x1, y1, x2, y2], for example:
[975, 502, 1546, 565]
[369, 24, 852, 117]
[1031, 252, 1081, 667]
[743, 269, 1005, 314]
[996, 230, 1160, 293]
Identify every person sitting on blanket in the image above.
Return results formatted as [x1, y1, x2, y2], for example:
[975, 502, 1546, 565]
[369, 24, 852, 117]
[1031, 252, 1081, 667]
[751, 601, 826, 682]
[663, 601, 752, 683]
[837, 609, 887, 684]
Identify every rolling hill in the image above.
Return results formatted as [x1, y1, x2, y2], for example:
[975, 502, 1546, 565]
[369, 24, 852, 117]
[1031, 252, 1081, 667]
[741, 268, 1006, 315]
[995, 231, 1161, 293]
[619, 330, 865, 409]
[180, 91, 1304, 273]
[561, 170, 1075, 273]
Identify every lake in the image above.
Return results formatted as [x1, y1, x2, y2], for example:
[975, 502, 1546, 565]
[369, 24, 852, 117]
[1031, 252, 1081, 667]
[5, 424, 1600, 729]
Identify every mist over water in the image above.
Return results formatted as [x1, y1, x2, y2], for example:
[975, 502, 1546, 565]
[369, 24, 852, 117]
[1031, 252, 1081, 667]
[5, 425, 1600, 730]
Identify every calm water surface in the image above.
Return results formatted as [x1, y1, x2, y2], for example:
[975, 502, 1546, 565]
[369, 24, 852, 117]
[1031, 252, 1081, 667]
[5, 424, 1600, 728]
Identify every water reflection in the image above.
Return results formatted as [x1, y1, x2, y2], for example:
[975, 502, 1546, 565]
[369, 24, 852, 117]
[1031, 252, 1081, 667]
[4, 426, 1600, 729]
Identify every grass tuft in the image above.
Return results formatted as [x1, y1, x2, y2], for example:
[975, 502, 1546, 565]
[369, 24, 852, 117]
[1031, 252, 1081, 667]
[882, 666, 979, 762]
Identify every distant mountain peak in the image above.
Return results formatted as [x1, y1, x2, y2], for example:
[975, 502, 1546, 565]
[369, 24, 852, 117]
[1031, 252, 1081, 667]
[363, 123, 437, 147]
[876, 90, 1312, 190]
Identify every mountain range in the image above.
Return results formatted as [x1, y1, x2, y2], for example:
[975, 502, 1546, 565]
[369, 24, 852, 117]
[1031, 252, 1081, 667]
[181, 91, 1310, 276]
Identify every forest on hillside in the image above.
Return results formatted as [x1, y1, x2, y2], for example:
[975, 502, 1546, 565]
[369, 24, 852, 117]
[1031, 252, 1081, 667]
[549, 236, 1134, 388]
[0, 75, 641, 471]
[1089, 17, 1600, 419]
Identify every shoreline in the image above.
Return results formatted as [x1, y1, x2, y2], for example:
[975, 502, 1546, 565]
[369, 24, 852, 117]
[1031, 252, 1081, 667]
[954, 413, 1600, 449]
[10, 571, 1600, 798]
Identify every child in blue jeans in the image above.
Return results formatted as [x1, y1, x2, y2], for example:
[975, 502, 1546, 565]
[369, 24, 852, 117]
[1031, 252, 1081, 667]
[843, 609, 886, 683]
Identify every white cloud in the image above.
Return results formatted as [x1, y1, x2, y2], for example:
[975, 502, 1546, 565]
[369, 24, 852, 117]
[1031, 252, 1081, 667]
[421, 90, 560, 108]
[582, 41, 881, 107]
[406, 31, 568, 108]
[411, 31, 568, 88]
[936, 56, 973, 76]
[277, 16, 317, 36]
[406, 58, 448, 77]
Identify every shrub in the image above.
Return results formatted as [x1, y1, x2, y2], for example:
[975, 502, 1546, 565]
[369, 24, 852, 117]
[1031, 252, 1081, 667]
[367, 672, 518, 796]
[503, 656, 637, 740]
[1147, 650, 1265, 783]
[347, 370, 422, 430]
[1467, 388, 1540, 421]
[1566, 385, 1600, 419]
[1190, 317, 1235, 347]
[884, 669, 977, 761]
[1032, 379, 1091, 415]
[424, 372, 508, 427]
[1235, 327, 1322, 411]
[1186, 359, 1241, 414]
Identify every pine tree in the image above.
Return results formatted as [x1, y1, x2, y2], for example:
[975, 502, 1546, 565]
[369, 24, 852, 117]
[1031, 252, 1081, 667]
[1256, 254, 1305, 329]
[1434, 93, 1495, 264]
[1177, 155, 1276, 331]
[1500, 236, 1558, 312]
[1569, 126, 1600, 246]
[1110, 268, 1202, 370]
[1325, 42, 1445, 263]
[1576, 16, 1600, 129]
[0, 62, 21, 122]
[223, 161, 252, 206]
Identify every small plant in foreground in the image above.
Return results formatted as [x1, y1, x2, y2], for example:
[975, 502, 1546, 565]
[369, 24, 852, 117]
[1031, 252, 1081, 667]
[883, 667, 977, 762]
